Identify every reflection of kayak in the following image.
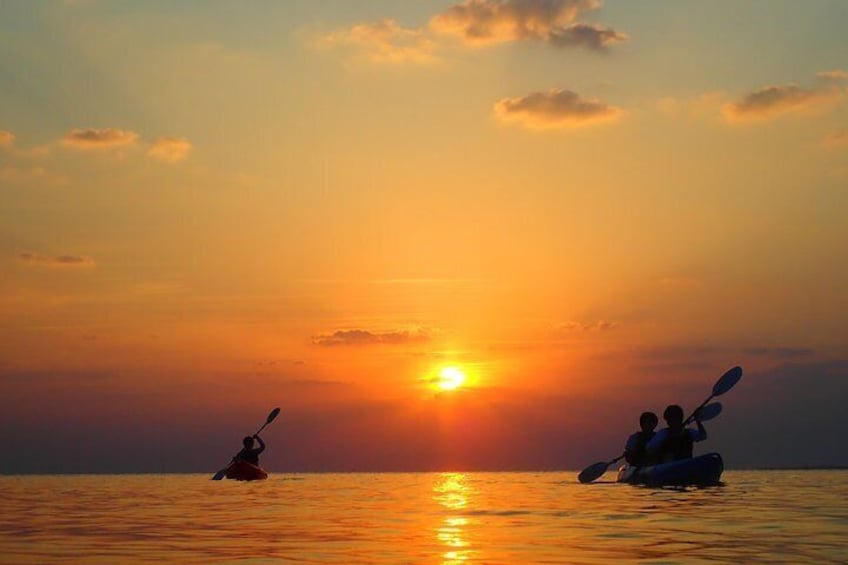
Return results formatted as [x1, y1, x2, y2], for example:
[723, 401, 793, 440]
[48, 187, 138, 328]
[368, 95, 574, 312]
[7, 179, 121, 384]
[617, 453, 723, 486]
[225, 459, 268, 481]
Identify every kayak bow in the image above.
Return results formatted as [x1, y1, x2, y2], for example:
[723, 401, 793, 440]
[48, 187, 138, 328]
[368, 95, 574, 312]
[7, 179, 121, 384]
[225, 459, 269, 481]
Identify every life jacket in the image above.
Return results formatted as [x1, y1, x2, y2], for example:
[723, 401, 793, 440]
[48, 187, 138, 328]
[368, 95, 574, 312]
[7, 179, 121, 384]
[625, 431, 655, 466]
[658, 428, 694, 462]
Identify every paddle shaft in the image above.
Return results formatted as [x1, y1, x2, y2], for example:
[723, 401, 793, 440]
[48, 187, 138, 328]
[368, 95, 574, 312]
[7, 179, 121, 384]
[684, 396, 713, 426]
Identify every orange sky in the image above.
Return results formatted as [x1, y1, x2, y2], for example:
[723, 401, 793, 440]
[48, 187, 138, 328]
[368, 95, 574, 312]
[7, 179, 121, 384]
[2, 0, 847, 472]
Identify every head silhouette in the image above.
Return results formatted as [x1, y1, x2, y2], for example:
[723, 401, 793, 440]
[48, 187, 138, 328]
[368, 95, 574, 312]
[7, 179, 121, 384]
[639, 411, 659, 432]
[242, 436, 254, 449]
[663, 404, 685, 427]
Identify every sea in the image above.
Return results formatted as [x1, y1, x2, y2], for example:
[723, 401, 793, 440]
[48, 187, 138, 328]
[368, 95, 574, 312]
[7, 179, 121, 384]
[1, 470, 846, 564]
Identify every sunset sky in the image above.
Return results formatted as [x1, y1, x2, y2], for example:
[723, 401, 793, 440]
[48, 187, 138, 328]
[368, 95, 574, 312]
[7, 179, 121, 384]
[2, 0, 847, 473]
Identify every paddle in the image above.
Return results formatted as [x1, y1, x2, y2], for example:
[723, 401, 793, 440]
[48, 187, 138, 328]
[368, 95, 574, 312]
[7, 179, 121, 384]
[577, 365, 742, 484]
[686, 400, 722, 423]
[578, 456, 625, 485]
[684, 366, 742, 424]
[576, 401, 723, 484]
[212, 407, 281, 480]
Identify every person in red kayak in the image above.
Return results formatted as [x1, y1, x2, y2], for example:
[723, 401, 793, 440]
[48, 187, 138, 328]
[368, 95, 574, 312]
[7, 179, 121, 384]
[646, 404, 707, 463]
[624, 411, 658, 466]
[236, 434, 265, 465]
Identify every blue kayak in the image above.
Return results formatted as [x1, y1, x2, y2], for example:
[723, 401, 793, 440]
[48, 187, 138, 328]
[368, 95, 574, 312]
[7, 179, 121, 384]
[616, 453, 724, 486]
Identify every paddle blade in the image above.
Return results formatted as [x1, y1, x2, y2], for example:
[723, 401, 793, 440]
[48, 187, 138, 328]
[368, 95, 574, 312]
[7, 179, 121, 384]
[697, 402, 722, 422]
[266, 407, 281, 425]
[211, 467, 228, 481]
[578, 461, 610, 484]
[712, 366, 742, 397]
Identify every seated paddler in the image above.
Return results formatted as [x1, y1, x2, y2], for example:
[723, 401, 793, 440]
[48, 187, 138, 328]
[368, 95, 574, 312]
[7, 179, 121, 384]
[646, 404, 707, 463]
[624, 411, 658, 466]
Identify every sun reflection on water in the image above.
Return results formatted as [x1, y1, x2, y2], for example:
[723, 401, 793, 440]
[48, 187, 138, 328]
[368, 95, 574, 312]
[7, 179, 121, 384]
[433, 473, 471, 563]
[2, 472, 846, 563]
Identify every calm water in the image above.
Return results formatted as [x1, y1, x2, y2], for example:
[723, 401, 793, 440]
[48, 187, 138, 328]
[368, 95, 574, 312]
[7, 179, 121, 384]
[1, 471, 846, 564]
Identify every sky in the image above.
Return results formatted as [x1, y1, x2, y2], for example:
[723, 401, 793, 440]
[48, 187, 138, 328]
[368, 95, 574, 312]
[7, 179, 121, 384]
[1, 0, 847, 473]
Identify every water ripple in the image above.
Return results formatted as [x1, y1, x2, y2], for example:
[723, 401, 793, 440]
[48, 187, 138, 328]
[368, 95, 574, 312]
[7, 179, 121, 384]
[0, 470, 846, 564]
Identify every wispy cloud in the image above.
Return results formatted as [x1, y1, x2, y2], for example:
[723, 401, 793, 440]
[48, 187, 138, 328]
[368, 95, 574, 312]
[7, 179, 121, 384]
[817, 69, 848, 82]
[313, 329, 430, 347]
[723, 71, 847, 123]
[148, 137, 192, 163]
[559, 320, 621, 332]
[822, 130, 848, 148]
[742, 347, 814, 360]
[723, 85, 838, 121]
[430, 0, 625, 51]
[18, 252, 95, 267]
[320, 19, 438, 64]
[0, 130, 50, 158]
[0, 129, 14, 147]
[61, 128, 139, 149]
[0, 166, 65, 184]
[494, 88, 622, 129]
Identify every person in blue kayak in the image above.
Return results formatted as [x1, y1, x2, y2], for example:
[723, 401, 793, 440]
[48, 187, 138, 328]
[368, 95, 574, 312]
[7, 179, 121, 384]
[647, 404, 707, 463]
[236, 434, 265, 465]
[624, 411, 659, 466]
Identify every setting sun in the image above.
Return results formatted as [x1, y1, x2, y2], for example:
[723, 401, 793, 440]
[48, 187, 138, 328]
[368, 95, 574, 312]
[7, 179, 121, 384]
[437, 367, 466, 391]
[1, 0, 844, 483]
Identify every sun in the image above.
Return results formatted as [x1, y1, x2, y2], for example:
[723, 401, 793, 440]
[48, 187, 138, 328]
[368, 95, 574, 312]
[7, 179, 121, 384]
[436, 366, 466, 391]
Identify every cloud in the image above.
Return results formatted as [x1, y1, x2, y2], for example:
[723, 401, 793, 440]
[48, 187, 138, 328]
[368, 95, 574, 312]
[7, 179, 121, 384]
[0, 130, 51, 159]
[313, 329, 430, 347]
[723, 71, 847, 123]
[817, 69, 848, 82]
[0, 166, 65, 184]
[61, 128, 139, 149]
[0, 130, 14, 147]
[148, 137, 192, 163]
[321, 19, 438, 64]
[17, 253, 95, 267]
[559, 320, 621, 332]
[494, 88, 622, 129]
[430, 0, 625, 50]
[547, 23, 626, 50]
[822, 130, 848, 148]
[742, 347, 815, 360]
[608, 346, 732, 378]
[723, 85, 837, 121]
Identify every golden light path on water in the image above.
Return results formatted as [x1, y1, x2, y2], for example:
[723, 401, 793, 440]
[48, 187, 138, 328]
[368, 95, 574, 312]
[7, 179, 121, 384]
[434, 473, 471, 563]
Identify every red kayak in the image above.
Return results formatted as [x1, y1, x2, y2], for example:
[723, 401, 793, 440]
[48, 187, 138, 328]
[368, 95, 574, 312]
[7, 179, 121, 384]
[225, 459, 268, 481]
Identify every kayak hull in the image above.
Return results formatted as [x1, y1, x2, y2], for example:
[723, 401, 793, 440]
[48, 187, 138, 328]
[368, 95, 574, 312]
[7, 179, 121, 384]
[225, 459, 268, 481]
[617, 453, 723, 487]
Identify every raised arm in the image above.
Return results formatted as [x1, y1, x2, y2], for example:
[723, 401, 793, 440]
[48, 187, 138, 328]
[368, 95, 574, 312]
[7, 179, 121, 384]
[253, 434, 266, 453]
[691, 414, 707, 442]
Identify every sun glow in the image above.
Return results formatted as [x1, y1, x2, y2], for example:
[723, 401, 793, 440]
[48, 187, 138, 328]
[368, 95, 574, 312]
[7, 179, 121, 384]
[436, 367, 466, 391]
